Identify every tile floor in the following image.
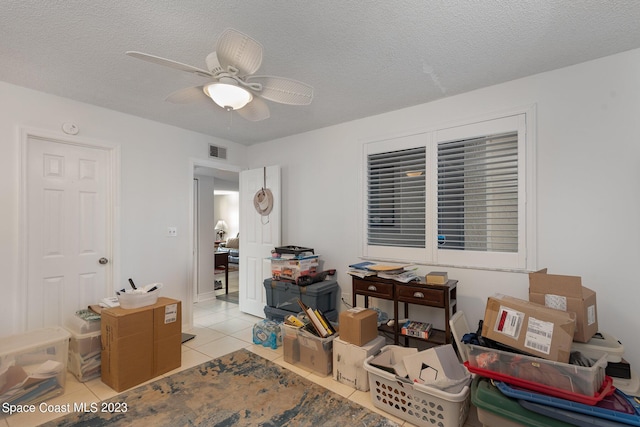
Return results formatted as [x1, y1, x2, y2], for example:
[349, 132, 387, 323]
[0, 296, 481, 427]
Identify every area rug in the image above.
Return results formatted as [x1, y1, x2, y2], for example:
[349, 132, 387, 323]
[43, 349, 398, 427]
[216, 290, 239, 304]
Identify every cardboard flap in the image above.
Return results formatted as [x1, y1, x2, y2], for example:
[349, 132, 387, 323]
[529, 269, 583, 297]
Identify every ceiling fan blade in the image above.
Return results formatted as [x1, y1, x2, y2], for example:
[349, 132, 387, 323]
[236, 97, 270, 121]
[126, 51, 212, 78]
[245, 76, 313, 105]
[165, 86, 208, 104]
[215, 29, 263, 77]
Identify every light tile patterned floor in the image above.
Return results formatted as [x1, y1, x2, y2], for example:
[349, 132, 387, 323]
[0, 292, 481, 427]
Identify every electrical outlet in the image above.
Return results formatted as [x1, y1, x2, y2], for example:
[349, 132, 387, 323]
[167, 227, 177, 237]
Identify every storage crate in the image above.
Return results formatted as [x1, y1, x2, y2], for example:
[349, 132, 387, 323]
[465, 343, 610, 404]
[264, 278, 338, 313]
[264, 305, 337, 323]
[65, 311, 101, 334]
[496, 381, 640, 426]
[571, 331, 624, 363]
[364, 345, 470, 427]
[67, 329, 101, 382]
[0, 327, 70, 405]
[298, 329, 336, 375]
[65, 311, 102, 382]
[471, 376, 568, 427]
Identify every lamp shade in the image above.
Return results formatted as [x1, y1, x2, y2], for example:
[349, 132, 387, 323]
[203, 82, 253, 110]
[215, 220, 228, 230]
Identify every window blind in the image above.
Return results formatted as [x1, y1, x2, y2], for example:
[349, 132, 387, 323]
[437, 131, 518, 252]
[367, 147, 426, 248]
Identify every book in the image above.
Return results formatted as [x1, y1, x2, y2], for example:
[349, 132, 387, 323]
[401, 320, 432, 339]
[347, 268, 377, 278]
[297, 299, 329, 338]
[314, 309, 336, 336]
[426, 271, 448, 285]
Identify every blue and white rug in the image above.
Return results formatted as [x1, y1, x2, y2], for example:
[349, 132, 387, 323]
[45, 348, 398, 426]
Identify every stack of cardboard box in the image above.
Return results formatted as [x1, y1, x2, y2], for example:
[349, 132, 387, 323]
[480, 268, 598, 364]
[101, 297, 181, 392]
[332, 308, 385, 391]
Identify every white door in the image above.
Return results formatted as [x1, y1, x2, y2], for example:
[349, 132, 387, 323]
[26, 136, 112, 329]
[239, 166, 280, 317]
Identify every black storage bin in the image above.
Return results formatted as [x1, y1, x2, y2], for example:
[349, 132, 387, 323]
[264, 278, 339, 314]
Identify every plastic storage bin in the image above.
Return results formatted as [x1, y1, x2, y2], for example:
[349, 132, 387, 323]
[471, 376, 572, 427]
[284, 327, 337, 375]
[65, 311, 101, 334]
[117, 283, 162, 309]
[65, 314, 101, 382]
[0, 327, 70, 405]
[465, 343, 611, 405]
[264, 305, 337, 323]
[263, 278, 338, 313]
[496, 381, 640, 427]
[364, 345, 470, 427]
[571, 331, 625, 363]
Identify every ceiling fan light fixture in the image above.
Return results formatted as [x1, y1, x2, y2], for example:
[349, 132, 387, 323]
[203, 82, 253, 110]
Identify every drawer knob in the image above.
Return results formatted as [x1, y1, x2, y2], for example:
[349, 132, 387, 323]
[413, 292, 424, 298]
[367, 285, 378, 291]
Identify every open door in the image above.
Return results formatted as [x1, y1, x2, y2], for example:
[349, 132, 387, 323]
[239, 166, 281, 317]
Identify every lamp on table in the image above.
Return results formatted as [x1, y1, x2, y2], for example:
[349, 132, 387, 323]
[215, 220, 228, 241]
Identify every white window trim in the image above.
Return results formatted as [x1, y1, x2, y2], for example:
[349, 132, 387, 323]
[361, 105, 537, 272]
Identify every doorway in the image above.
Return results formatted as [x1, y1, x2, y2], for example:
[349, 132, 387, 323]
[189, 160, 240, 311]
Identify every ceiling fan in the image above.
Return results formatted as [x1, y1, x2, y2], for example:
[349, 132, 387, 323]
[126, 28, 313, 121]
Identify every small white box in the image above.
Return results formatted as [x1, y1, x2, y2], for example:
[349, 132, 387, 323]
[333, 335, 385, 391]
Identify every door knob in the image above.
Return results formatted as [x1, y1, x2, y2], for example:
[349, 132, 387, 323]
[98, 257, 109, 265]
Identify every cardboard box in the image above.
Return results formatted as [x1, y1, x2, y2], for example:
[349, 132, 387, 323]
[101, 297, 181, 391]
[297, 329, 336, 375]
[529, 268, 598, 343]
[333, 335, 385, 391]
[482, 294, 576, 363]
[338, 308, 378, 346]
[426, 271, 448, 285]
[271, 256, 319, 281]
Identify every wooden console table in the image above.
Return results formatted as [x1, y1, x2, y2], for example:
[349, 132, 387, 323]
[214, 251, 229, 294]
[351, 275, 457, 346]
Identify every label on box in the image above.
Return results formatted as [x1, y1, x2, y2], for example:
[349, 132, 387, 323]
[165, 303, 178, 324]
[524, 317, 553, 355]
[349, 307, 367, 314]
[544, 294, 567, 311]
[587, 305, 596, 325]
[494, 306, 524, 338]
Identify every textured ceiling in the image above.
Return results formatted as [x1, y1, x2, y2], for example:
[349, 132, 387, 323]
[3, 1, 640, 145]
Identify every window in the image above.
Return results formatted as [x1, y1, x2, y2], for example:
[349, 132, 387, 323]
[367, 146, 426, 248]
[363, 111, 534, 271]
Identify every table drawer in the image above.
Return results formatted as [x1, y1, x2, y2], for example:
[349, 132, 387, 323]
[396, 285, 444, 307]
[353, 279, 394, 299]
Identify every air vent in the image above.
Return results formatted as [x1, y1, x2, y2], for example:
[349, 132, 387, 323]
[209, 144, 227, 160]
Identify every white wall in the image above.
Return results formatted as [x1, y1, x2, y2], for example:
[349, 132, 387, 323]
[195, 174, 217, 299]
[0, 81, 247, 333]
[214, 193, 240, 239]
[246, 48, 640, 370]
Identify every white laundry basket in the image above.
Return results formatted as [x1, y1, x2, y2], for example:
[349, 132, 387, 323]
[364, 345, 470, 427]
